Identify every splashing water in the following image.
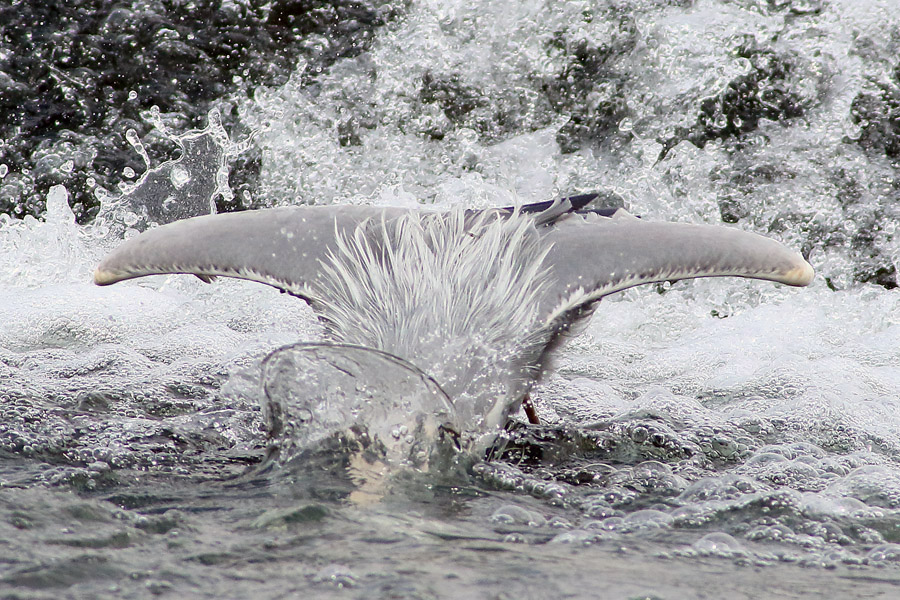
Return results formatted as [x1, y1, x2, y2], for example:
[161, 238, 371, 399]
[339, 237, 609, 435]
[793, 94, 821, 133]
[261, 343, 457, 471]
[2, 0, 900, 597]
[95, 108, 252, 235]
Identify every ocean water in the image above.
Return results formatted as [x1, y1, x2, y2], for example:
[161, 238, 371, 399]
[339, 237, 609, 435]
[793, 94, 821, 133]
[2, 0, 900, 598]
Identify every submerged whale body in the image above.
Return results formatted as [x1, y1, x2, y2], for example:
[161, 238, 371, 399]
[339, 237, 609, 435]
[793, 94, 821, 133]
[94, 196, 814, 437]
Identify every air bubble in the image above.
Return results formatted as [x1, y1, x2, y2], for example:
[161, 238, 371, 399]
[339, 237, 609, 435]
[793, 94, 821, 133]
[622, 509, 673, 529]
[490, 505, 546, 527]
[693, 532, 744, 555]
[122, 211, 139, 226]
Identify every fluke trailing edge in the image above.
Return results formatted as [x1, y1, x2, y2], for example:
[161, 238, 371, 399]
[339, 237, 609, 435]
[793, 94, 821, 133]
[95, 197, 814, 431]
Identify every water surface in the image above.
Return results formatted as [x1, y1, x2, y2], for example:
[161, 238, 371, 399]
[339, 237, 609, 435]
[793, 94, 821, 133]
[2, 0, 900, 597]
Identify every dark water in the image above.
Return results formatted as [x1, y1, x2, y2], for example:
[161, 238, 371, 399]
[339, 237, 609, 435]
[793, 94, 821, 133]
[3, 467, 900, 598]
[3, 0, 900, 598]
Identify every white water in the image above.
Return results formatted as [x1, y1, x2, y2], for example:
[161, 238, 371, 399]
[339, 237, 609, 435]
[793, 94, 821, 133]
[2, 0, 900, 596]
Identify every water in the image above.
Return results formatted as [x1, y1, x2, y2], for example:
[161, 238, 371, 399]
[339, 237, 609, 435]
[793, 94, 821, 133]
[3, 0, 900, 597]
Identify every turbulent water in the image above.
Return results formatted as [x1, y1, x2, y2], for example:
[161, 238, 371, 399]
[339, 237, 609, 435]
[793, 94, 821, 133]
[2, 0, 900, 598]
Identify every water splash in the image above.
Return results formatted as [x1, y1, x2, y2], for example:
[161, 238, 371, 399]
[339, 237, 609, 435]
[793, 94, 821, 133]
[0, 185, 97, 287]
[95, 108, 251, 234]
[3, 0, 900, 590]
[261, 343, 459, 475]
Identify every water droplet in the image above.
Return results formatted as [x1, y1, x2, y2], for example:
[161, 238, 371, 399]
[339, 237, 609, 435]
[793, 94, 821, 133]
[170, 166, 190, 189]
[0, 164, 7, 178]
[125, 129, 140, 146]
[128, 90, 138, 101]
[122, 167, 135, 178]
[93, 187, 110, 202]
